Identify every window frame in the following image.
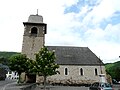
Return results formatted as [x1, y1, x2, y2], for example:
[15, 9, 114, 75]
[79, 68, 84, 76]
[95, 68, 98, 76]
[64, 67, 69, 76]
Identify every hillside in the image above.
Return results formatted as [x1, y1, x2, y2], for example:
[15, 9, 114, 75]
[0, 52, 20, 58]
[105, 61, 120, 71]
[105, 61, 120, 81]
[0, 51, 20, 65]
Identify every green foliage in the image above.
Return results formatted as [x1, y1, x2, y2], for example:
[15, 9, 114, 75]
[9, 54, 28, 74]
[35, 46, 59, 76]
[9, 54, 28, 83]
[0, 57, 9, 65]
[0, 52, 19, 65]
[25, 59, 37, 74]
[0, 52, 19, 58]
[105, 61, 120, 81]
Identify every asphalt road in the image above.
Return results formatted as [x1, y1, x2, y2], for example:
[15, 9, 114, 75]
[34, 85, 120, 90]
[30, 86, 89, 90]
[0, 80, 120, 90]
[0, 79, 17, 90]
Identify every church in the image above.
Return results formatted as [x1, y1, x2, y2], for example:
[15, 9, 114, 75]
[21, 14, 106, 85]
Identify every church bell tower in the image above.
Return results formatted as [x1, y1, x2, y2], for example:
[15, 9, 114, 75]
[22, 14, 47, 59]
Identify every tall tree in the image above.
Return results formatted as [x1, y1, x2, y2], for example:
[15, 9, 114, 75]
[35, 46, 59, 90]
[9, 54, 28, 83]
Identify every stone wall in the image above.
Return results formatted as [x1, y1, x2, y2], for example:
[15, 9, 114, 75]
[37, 65, 106, 85]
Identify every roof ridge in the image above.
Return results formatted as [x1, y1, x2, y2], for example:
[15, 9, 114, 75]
[46, 46, 88, 48]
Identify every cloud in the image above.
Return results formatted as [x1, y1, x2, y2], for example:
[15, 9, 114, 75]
[82, 23, 120, 63]
[0, 0, 120, 63]
[58, 0, 120, 63]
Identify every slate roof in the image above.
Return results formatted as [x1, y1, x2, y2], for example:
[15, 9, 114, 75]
[47, 46, 104, 66]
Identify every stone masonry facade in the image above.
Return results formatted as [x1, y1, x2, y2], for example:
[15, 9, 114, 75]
[22, 36, 44, 59]
[37, 65, 106, 85]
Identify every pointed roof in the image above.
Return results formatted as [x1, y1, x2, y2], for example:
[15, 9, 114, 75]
[23, 14, 46, 26]
[47, 46, 104, 66]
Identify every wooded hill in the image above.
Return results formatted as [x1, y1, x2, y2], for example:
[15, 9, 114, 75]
[0, 52, 20, 65]
[105, 61, 120, 81]
[0, 52, 20, 80]
[0, 52, 19, 58]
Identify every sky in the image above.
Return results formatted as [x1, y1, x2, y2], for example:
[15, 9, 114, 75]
[0, 0, 120, 63]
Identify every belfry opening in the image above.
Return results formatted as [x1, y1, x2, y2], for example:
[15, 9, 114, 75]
[31, 27, 38, 35]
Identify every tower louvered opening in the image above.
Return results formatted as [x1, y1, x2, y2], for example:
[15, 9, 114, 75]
[31, 27, 38, 35]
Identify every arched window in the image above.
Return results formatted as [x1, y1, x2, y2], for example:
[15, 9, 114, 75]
[80, 68, 83, 76]
[95, 68, 98, 76]
[64, 68, 68, 75]
[31, 27, 38, 35]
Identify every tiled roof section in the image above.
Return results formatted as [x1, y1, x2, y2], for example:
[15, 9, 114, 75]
[47, 46, 104, 65]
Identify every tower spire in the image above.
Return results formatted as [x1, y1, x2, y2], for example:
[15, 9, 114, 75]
[37, 9, 38, 15]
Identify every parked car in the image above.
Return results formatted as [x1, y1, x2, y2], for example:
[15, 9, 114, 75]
[89, 82, 113, 90]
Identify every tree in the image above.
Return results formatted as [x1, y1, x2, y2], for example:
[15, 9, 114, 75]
[35, 46, 59, 90]
[0, 56, 9, 65]
[105, 61, 120, 81]
[9, 54, 28, 83]
[114, 67, 120, 81]
[25, 59, 37, 83]
[25, 59, 37, 74]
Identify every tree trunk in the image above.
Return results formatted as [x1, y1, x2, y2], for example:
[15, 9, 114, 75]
[43, 75, 47, 90]
[24, 73, 26, 83]
[18, 73, 21, 84]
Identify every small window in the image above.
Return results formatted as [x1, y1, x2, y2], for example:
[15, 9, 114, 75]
[80, 68, 83, 76]
[95, 68, 98, 76]
[31, 27, 38, 34]
[64, 68, 68, 75]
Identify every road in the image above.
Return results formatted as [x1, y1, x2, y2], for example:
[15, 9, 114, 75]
[32, 85, 120, 90]
[0, 79, 17, 90]
[0, 80, 120, 90]
[113, 84, 120, 90]
[34, 86, 89, 90]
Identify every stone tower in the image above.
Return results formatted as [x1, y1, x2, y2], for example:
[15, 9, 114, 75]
[22, 14, 47, 59]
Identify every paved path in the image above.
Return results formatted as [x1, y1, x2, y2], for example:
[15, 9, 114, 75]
[34, 86, 89, 90]
[113, 84, 120, 90]
[33, 85, 120, 90]
[0, 80, 16, 90]
[1, 81, 120, 90]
